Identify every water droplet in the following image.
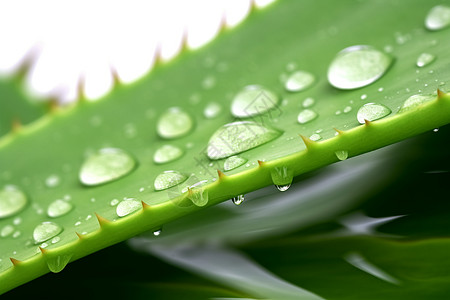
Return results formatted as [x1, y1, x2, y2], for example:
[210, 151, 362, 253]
[425, 5, 450, 31]
[202, 75, 216, 89]
[356, 103, 391, 124]
[1, 225, 14, 237]
[207, 121, 281, 160]
[398, 94, 434, 113]
[116, 198, 142, 217]
[154, 171, 188, 191]
[47, 199, 73, 218]
[79, 148, 136, 186]
[328, 45, 393, 89]
[51, 236, 61, 244]
[124, 123, 137, 139]
[335, 150, 349, 161]
[416, 52, 436, 68]
[285, 71, 315, 92]
[309, 133, 322, 141]
[46, 254, 72, 273]
[12, 231, 21, 238]
[45, 175, 60, 188]
[297, 109, 318, 124]
[343, 106, 352, 113]
[13, 217, 21, 225]
[157, 107, 194, 139]
[271, 167, 293, 192]
[74, 221, 81, 226]
[232, 195, 245, 205]
[187, 188, 209, 207]
[433, 128, 440, 132]
[223, 156, 247, 171]
[231, 85, 279, 118]
[110, 199, 119, 206]
[153, 145, 183, 164]
[302, 97, 315, 108]
[0, 185, 27, 219]
[378, 87, 384, 92]
[360, 94, 367, 100]
[153, 229, 162, 236]
[33, 222, 63, 244]
[203, 102, 222, 119]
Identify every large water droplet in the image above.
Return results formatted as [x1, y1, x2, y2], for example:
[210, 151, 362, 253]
[223, 156, 247, 171]
[157, 107, 194, 139]
[285, 71, 315, 92]
[153, 145, 183, 164]
[297, 109, 318, 124]
[46, 254, 72, 273]
[1, 225, 14, 237]
[47, 199, 73, 218]
[207, 121, 281, 160]
[425, 5, 450, 31]
[231, 85, 279, 118]
[327, 45, 393, 89]
[116, 198, 142, 217]
[416, 53, 436, 68]
[33, 222, 63, 244]
[335, 150, 349, 161]
[356, 103, 391, 124]
[271, 167, 293, 192]
[398, 94, 435, 113]
[154, 171, 188, 191]
[204, 102, 222, 119]
[232, 195, 245, 205]
[79, 148, 136, 186]
[0, 185, 27, 219]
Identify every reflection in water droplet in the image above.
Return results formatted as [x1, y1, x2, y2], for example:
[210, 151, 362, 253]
[116, 198, 142, 217]
[154, 171, 188, 191]
[33, 222, 63, 244]
[416, 53, 436, 67]
[285, 70, 315, 92]
[398, 94, 434, 113]
[204, 102, 222, 119]
[297, 109, 318, 124]
[157, 107, 194, 139]
[425, 5, 450, 31]
[153, 145, 183, 164]
[356, 103, 391, 124]
[0, 185, 27, 219]
[47, 254, 73, 273]
[207, 121, 282, 160]
[153, 229, 162, 236]
[188, 188, 209, 207]
[47, 199, 73, 218]
[232, 195, 245, 206]
[79, 148, 136, 186]
[271, 167, 293, 192]
[328, 45, 393, 89]
[224, 156, 247, 171]
[1, 225, 14, 237]
[335, 150, 349, 161]
[231, 85, 279, 118]
[302, 97, 315, 108]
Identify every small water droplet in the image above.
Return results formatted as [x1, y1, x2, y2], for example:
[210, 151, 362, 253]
[51, 236, 61, 244]
[157, 107, 194, 139]
[47, 199, 73, 218]
[207, 121, 281, 159]
[203, 102, 222, 119]
[153, 229, 162, 236]
[378, 87, 384, 92]
[309, 133, 322, 141]
[416, 53, 436, 67]
[297, 109, 318, 124]
[13, 217, 21, 225]
[12, 231, 21, 238]
[328, 45, 393, 89]
[343, 106, 352, 113]
[153, 145, 183, 164]
[232, 195, 245, 205]
[398, 94, 435, 113]
[110, 199, 119, 206]
[46, 254, 72, 273]
[79, 148, 136, 186]
[40, 242, 48, 248]
[433, 128, 439, 132]
[74, 221, 81, 226]
[425, 5, 450, 31]
[1, 225, 14, 237]
[302, 97, 315, 108]
[33, 222, 63, 244]
[356, 103, 391, 124]
[271, 166, 293, 192]
[0, 185, 27, 219]
[360, 94, 367, 100]
[116, 198, 142, 217]
[202, 75, 216, 89]
[285, 71, 315, 92]
[231, 85, 279, 118]
[45, 175, 60, 188]
[224, 156, 247, 171]
[335, 150, 349, 161]
[154, 171, 188, 191]
[335, 110, 342, 115]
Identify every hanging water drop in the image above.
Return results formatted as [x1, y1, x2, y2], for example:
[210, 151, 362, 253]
[47, 199, 73, 218]
[297, 109, 318, 124]
[157, 107, 194, 139]
[187, 188, 209, 207]
[46, 254, 72, 273]
[79, 148, 136, 186]
[416, 53, 436, 67]
[335, 150, 349, 161]
[153, 145, 183, 164]
[271, 166, 293, 192]
[153, 229, 162, 236]
[356, 103, 391, 124]
[327, 45, 393, 89]
[425, 5, 450, 31]
[33, 222, 63, 244]
[203, 102, 222, 119]
[0, 185, 27, 219]
[207, 121, 281, 159]
[232, 195, 245, 206]
[285, 70, 315, 92]
[231, 85, 279, 118]
[116, 198, 142, 217]
[398, 94, 434, 113]
[154, 171, 188, 191]
[224, 156, 248, 171]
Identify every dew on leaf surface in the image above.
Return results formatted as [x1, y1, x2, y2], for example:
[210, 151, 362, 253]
[0, 185, 28, 219]
[203, 102, 222, 119]
[285, 70, 315, 92]
[356, 103, 391, 124]
[116, 198, 142, 217]
[224, 156, 247, 171]
[154, 171, 188, 191]
[153, 145, 183, 164]
[231, 85, 279, 118]
[425, 5, 450, 31]
[33, 222, 63, 244]
[416, 53, 436, 67]
[47, 199, 73, 218]
[398, 94, 434, 113]
[157, 107, 194, 139]
[297, 109, 318, 124]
